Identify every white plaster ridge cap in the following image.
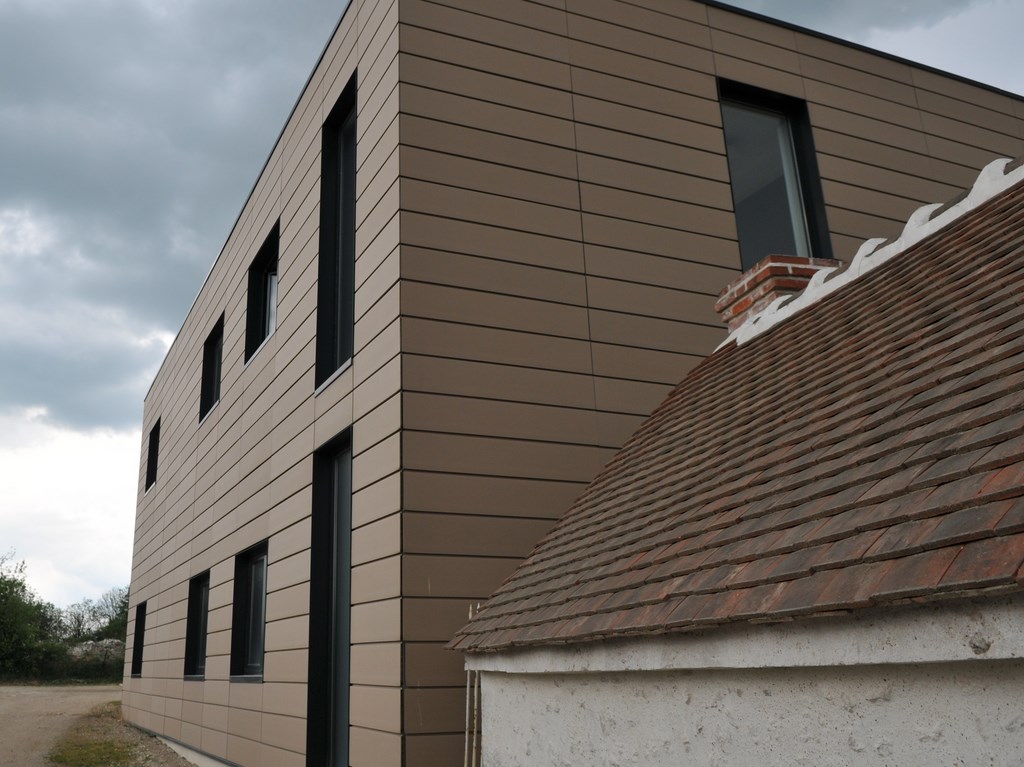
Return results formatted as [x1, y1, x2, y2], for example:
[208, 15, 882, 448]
[719, 157, 1024, 350]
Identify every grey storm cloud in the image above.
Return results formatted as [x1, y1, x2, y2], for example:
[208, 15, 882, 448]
[720, 0, 979, 36]
[0, 0, 343, 429]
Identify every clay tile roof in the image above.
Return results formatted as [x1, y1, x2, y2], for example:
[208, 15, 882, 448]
[451, 159, 1024, 653]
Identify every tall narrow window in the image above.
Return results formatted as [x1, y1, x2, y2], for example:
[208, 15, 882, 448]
[230, 542, 267, 679]
[144, 419, 160, 490]
[199, 315, 224, 421]
[183, 571, 210, 678]
[245, 223, 280, 361]
[130, 601, 146, 677]
[306, 435, 352, 767]
[315, 75, 357, 387]
[720, 81, 831, 271]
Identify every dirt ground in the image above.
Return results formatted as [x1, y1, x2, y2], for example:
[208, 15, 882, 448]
[0, 685, 191, 767]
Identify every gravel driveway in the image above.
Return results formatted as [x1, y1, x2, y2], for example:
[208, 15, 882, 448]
[0, 684, 122, 767]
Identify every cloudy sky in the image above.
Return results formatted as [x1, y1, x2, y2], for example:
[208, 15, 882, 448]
[0, 0, 1021, 609]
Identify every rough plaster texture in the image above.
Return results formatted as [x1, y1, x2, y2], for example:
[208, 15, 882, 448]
[481, 661, 1024, 767]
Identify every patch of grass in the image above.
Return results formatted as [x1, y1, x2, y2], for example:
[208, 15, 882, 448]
[48, 701, 133, 767]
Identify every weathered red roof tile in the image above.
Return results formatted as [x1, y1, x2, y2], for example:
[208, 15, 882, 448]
[452, 163, 1024, 653]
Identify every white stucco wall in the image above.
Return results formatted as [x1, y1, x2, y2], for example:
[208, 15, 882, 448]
[468, 595, 1024, 766]
[480, 660, 1024, 767]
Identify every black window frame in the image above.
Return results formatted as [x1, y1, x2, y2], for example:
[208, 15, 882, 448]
[314, 74, 357, 388]
[306, 433, 352, 767]
[144, 419, 160, 490]
[245, 222, 280, 362]
[718, 79, 832, 271]
[183, 570, 210, 679]
[199, 315, 224, 422]
[130, 601, 146, 678]
[230, 541, 268, 681]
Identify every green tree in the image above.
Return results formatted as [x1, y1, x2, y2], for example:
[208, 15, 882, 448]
[0, 551, 56, 676]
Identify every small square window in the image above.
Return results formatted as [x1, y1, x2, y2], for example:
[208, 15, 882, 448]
[245, 223, 279, 361]
[183, 571, 210, 678]
[230, 542, 267, 680]
[130, 601, 147, 678]
[144, 419, 160, 490]
[199, 315, 224, 422]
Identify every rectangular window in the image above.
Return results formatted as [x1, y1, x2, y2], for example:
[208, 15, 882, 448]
[130, 601, 146, 677]
[230, 542, 267, 679]
[720, 81, 831, 271]
[199, 315, 224, 421]
[144, 419, 160, 490]
[306, 434, 352, 767]
[315, 75, 357, 388]
[245, 222, 280, 361]
[183, 571, 210, 678]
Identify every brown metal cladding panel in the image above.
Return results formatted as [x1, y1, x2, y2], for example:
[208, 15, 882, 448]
[825, 206, 909, 244]
[262, 649, 308, 685]
[259, 712, 305, 753]
[571, 67, 722, 128]
[568, 38, 717, 101]
[399, 24, 573, 91]
[402, 247, 587, 304]
[401, 211, 585, 271]
[351, 598, 401, 644]
[417, 0, 569, 33]
[352, 554, 401, 603]
[401, 179, 582, 240]
[804, 80, 925, 131]
[585, 245, 738, 295]
[402, 355, 596, 409]
[350, 685, 401, 733]
[822, 180, 922, 223]
[586, 275, 721, 325]
[401, 146, 580, 208]
[354, 355, 401, 421]
[350, 643, 402, 686]
[566, 2, 712, 65]
[226, 736, 261, 767]
[402, 0, 570, 63]
[572, 94, 724, 153]
[591, 342, 702, 386]
[262, 683, 308, 718]
[588, 309, 725, 356]
[352, 472, 401, 529]
[920, 111, 1024, 157]
[911, 66, 1019, 114]
[404, 735, 465, 767]
[797, 56, 917, 107]
[354, 281, 399, 353]
[594, 376, 675, 417]
[266, 583, 309, 623]
[353, 391, 400, 457]
[400, 82, 577, 147]
[351, 513, 401, 565]
[351, 432, 400, 492]
[574, 123, 728, 180]
[403, 687, 465, 734]
[404, 642, 465, 687]
[713, 54, 805, 98]
[354, 247, 399, 321]
[403, 393, 599, 444]
[403, 432, 614, 482]
[403, 512, 557, 559]
[793, 29, 913, 84]
[578, 153, 733, 209]
[706, 3, 793, 47]
[816, 154, 961, 204]
[403, 598, 483, 641]
[403, 554, 524, 597]
[582, 213, 739, 268]
[809, 103, 931, 155]
[352, 316, 399, 389]
[401, 114, 578, 178]
[403, 471, 584, 518]
[402, 282, 590, 338]
[710, 28, 801, 74]
[400, 53, 571, 119]
[350, 727, 401, 767]
[915, 88, 1023, 139]
[265, 615, 309, 653]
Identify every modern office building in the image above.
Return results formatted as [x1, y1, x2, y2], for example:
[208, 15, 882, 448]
[123, 1, 1024, 765]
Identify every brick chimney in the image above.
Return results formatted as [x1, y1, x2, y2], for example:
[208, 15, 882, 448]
[715, 255, 841, 333]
